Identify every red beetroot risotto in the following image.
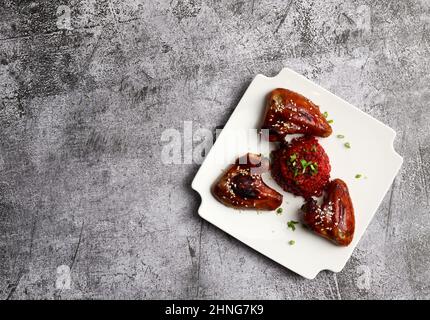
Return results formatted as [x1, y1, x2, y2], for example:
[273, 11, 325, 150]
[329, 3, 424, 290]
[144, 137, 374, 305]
[271, 136, 331, 198]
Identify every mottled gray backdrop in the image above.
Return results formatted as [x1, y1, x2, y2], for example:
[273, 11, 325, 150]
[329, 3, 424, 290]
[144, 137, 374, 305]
[0, 0, 429, 299]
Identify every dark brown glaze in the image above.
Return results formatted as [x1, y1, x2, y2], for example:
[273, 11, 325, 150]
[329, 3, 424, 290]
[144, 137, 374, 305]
[262, 88, 333, 142]
[213, 153, 283, 210]
[301, 179, 355, 246]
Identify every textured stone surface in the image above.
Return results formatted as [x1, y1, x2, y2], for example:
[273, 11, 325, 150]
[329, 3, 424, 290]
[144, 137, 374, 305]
[0, 0, 429, 299]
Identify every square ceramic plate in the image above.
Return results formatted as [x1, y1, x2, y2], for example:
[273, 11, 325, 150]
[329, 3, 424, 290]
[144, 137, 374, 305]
[191, 68, 403, 279]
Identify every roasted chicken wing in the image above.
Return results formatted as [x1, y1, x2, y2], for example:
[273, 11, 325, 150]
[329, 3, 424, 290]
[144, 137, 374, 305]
[262, 88, 333, 142]
[213, 153, 283, 210]
[301, 179, 355, 246]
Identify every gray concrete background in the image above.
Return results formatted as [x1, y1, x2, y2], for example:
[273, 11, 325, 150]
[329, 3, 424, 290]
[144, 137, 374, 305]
[0, 0, 429, 299]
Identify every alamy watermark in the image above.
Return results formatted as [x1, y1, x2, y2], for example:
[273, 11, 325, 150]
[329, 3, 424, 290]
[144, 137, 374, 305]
[356, 265, 371, 290]
[56, 5, 73, 30]
[160, 121, 270, 166]
[55, 264, 71, 290]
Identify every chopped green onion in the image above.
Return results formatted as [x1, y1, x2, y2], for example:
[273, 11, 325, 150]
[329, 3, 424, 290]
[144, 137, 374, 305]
[328, 119, 334, 124]
[300, 159, 318, 174]
[310, 164, 318, 175]
[323, 111, 328, 118]
[344, 142, 351, 149]
[355, 174, 362, 179]
[301, 162, 309, 174]
[337, 134, 345, 139]
[300, 159, 308, 167]
[276, 207, 283, 214]
[287, 220, 299, 231]
[289, 153, 297, 162]
[288, 240, 295, 245]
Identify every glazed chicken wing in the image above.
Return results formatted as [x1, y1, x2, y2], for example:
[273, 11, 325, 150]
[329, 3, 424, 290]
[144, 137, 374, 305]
[301, 179, 355, 246]
[262, 88, 333, 142]
[213, 153, 283, 210]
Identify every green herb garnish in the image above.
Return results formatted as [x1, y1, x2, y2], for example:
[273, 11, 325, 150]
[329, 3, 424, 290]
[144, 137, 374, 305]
[288, 240, 295, 245]
[328, 119, 334, 124]
[300, 159, 308, 168]
[300, 159, 317, 174]
[289, 153, 297, 162]
[276, 207, 283, 214]
[310, 163, 318, 175]
[344, 142, 351, 149]
[323, 111, 328, 118]
[287, 220, 299, 231]
[355, 174, 362, 179]
[337, 134, 345, 139]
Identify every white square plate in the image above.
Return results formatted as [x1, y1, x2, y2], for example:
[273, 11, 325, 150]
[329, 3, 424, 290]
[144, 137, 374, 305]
[191, 68, 403, 279]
